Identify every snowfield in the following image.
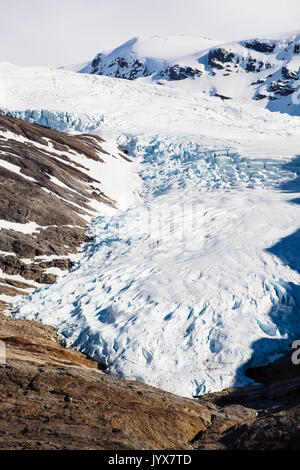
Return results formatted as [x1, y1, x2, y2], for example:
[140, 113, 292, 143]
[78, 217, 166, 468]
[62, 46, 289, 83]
[1, 58, 299, 396]
[72, 32, 300, 116]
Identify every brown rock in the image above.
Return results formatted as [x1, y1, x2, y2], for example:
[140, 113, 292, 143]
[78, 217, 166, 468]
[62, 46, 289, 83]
[1, 310, 300, 450]
[0, 313, 208, 450]
[0, 114, 131, 297]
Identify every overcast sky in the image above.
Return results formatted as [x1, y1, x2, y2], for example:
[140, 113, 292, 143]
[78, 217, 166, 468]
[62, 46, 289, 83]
[0, 0, 299, 66]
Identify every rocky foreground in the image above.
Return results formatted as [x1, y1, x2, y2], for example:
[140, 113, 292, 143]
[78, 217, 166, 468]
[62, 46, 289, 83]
[0, 311, 300, 450]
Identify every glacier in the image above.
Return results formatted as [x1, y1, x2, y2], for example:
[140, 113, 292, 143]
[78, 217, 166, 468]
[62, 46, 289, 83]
[11, 133, 300, 397]
[1, 61, 299, 397]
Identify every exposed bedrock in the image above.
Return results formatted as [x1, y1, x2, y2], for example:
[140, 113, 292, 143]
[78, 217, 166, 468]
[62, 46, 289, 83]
[0, 114, 128, 307]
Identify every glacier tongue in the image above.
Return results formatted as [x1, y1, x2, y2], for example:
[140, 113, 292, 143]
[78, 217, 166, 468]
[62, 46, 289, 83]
[12, 132, 300, 397]
[2, 60, 299, 397]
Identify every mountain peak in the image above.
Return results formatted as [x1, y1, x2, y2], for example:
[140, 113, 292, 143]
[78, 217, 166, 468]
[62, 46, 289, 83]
[76, 31, 300, 116]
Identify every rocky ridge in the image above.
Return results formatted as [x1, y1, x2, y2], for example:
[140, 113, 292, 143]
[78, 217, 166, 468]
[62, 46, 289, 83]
[0, 114, 132, 310]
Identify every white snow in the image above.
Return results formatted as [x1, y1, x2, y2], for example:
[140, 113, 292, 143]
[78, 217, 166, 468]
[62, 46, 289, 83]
[0, 220, 40, 234]
[1, 55, 299, 397]
[73, 31, 300, 116]
[0, 294, 22, 303]
[43, 267, 66, 277]
[77, 35, 221, 76]
[111, 35, 221, 61]
[1, 61, 300, 153]
[0, 269, 39, 289]
[0, 159, 37, 182]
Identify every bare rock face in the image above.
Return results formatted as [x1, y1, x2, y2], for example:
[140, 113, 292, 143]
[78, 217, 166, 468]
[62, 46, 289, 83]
[90, 53, 154, 80]
[0, 255, 74, 285]
[0, 114, 130, 309]
[208, 48, 235, 69]
[243, 40, 276, 53]
[268, 79, 296, 96]
[194, 349, 300, 450]
[1, 312, 300, 450]
[0, 313, 210, 450]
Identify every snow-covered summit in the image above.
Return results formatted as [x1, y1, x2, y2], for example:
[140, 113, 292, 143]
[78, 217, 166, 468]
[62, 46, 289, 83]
[77, 32, 300, 115]
[78, 35, 221, 78]
[96, 35, 220, 61]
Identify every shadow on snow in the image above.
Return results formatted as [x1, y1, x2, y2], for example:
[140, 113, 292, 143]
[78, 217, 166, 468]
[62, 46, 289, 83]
[234, 155, 300, 387]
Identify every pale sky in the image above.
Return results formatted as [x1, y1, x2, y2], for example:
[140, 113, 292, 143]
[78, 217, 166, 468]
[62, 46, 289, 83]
[0, 0, 299, 66]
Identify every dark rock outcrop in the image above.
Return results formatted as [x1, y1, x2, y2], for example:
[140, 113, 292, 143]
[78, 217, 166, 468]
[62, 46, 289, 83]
[160, 65, 202, 81]
[214, 93, 232, 101]
[251, 79, 266, 86]
[208, 48, 235, 69]
[90, 53, 152, 80]
[282, 66, 298, 80]
[268, 79, 296, 96]
[243, 40, 276, 53]
[255, 93, 268, 100]
[0, 255, 75, 285]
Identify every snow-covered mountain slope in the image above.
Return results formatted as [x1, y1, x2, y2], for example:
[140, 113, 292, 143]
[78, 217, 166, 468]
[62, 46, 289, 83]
[77, 32, 300, 116]
[78, 35, 220, 77]
[1, 61, 299, 397]
[1, 61, 300, 155]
